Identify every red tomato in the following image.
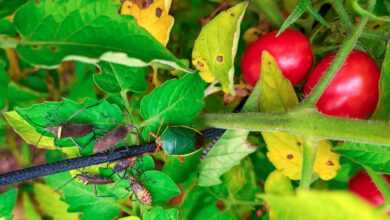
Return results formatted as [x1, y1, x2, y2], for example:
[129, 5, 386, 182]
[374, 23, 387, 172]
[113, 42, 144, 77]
[348, 171, 390, 206]
[241, 28, 313, 86]
[303, 50, 380, 119]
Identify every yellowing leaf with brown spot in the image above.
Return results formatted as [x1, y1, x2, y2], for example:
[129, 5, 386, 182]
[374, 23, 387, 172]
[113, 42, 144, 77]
[192, 2, 249, 94]
[259, 51, 340, 180]
[120, 0, 174, 46]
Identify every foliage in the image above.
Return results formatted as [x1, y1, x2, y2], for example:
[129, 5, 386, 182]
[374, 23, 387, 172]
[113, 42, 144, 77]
[0, 0, 389, 219]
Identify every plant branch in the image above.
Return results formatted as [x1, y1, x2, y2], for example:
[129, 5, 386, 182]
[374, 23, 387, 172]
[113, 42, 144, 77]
[303, 0, 374, 106]
[299, 139, 318, 190]
[365, 167, 390, 207]
[200, 107, 390, 146]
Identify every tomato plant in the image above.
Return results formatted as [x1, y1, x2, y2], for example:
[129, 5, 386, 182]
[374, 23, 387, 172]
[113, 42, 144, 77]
[241, 28, 313, 86]
[304, 50, 380, 119]
[0, 0, 389, 220]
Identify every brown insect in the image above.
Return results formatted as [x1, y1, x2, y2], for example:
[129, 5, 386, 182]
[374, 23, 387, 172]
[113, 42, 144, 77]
[130, 176, 152, 205]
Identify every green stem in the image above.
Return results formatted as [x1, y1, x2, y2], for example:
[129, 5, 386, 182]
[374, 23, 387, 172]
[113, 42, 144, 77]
[331, 0, 353, 31]
[251, 0, 284, 27]
[200, 108, 390, 146]
[299, 139, 318, 190]
[365, 167, 390, 207]
[303, 0, 374, 106]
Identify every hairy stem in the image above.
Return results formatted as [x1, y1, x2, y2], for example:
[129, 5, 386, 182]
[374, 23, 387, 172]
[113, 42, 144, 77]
[299, 139, 318, 189]
[303, 0, 374, 106]
[366, 167, 390, 207]
[200, 108, 390, 146]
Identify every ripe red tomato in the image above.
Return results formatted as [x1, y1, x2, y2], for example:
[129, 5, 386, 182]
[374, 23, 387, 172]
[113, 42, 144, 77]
[303, 50, 380, 119]
[241, 28, 313, 86]
[348, 171, 390, 206]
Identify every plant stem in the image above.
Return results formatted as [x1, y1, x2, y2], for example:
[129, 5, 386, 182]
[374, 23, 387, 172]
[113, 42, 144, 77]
[365, 167, 390, 207]
[299, 139, 318, 190]
[251, 0, 284, 27]
[200, 107, 390, 146]
[331, 0, 353, 31]
[303, 0, 374, 106]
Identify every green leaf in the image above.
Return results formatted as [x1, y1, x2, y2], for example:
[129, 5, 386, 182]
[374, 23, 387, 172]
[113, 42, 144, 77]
[0, 188, 17, 220]
[22, 193, 42, 220]
[264, 170, 294, 194]
[94, 62, 148, 94]
[140, 170, 181, 205]
[7, 81, 47, 107]
[143, 207, 179, 220]
[0, 0, 27, 18]
[162, 149, 203, 183]
[45, 172, 123, 220]
[67, 62, 97, 101]
[277, 0, 309, 35]
[335, 143, 390, 173]
[373, 42, 390, 120]
[13, 0, 186, 70]
[13, 99, 123, 154]
[33, 183, 78, 220]
[192, 2, 248, 94]
[0, 59, 9, 109]
[160, 127, 196, 155]
[264, 191, 389, 220]
[140, 74, 205, 139]
[198, 61, 262, 186]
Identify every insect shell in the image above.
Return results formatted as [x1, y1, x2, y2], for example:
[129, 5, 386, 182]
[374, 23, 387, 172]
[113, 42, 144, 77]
[77, 173, 114, 185]
[130, 176, 152, 205]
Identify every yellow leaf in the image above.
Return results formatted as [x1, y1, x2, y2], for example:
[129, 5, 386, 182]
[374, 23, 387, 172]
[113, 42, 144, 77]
[259, 51, 340, 180]
[120, 0, 174, 46]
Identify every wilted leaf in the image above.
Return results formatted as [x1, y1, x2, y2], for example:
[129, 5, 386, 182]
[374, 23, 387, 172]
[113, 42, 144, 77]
[264, 191, 389, 220]
[140, 170, 181, 205]
[121, 0, 174, 46]
[143, 207, 179, 220]
[140, 74, 205, 139]
[192, 2, 248, 94]
[336, 143, 390, 173]
[94, 62, 148, 94]
[259, 51, 340, 180]
[0, 188, 17, 220]
[13, 0, 186, 70]
[33, 183, 78, 220]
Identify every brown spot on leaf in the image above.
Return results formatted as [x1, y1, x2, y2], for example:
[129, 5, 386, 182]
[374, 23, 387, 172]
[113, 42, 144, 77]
[216, 200, 226, 211]
[216, 55, 224, 63]
[155, 7, 163, 17]
[286, 154, 294, 160]
[297, 141, 302, 146]
[327, 160, 334, 166]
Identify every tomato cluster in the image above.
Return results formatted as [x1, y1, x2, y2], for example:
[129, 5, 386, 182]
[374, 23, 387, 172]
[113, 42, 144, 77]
[241, 28, 380, 119]
[241, 28, 383, 205]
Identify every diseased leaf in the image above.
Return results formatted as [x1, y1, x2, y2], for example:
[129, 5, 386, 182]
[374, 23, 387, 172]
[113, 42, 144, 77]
[140, 74, 205, 139]
[22, 193, 42, 220]
[3, 111, 56, 149]
[33, 183, 78, 220]
[120, 0, 174, 46]
[259, 51, 340, 180]
[192, 2, 248, 94]
[373, 42, 390, 120]
[13, 0, 186, 70]
[140, 170, 181, 205]
[264, 191, 389, 220]
[143, 207, 179, 220]
[94, 62, 148, 94]
[0, 188, 17, 220]
[336, 143, 390, 173]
